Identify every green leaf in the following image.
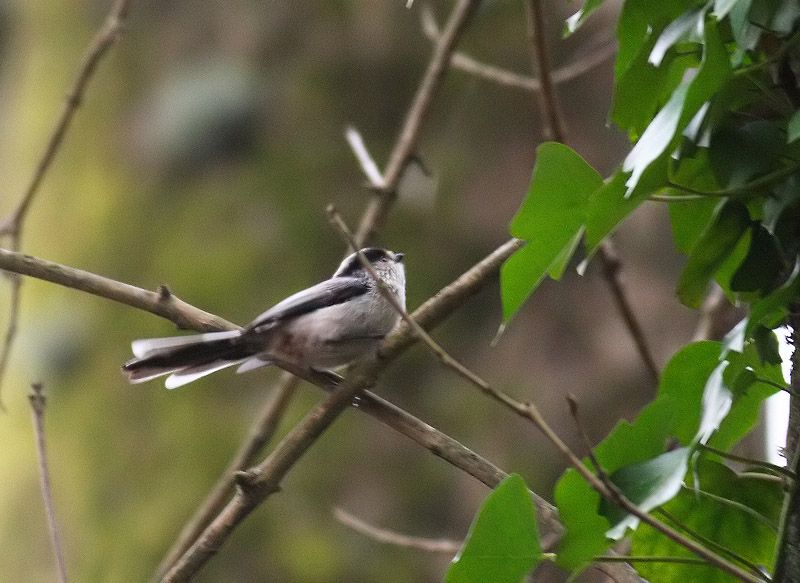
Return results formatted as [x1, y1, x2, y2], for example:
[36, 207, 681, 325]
[631, 460, 782, 582]
[713, 0, 745, 18]
[601, 447, 691, 539]
[556, 342, 723, 570]
[747, 262, 800, 334]
[585, 172, 646, 254]
[730, 224, 785, 293]
[624, 18, 731, 192]
[676, 201, 750, 308]
[729, 0, 760, 51]
[788, 110, 800, 143]
[669, 197, 719, 254]
[612, 36, 693, 135]
[500, 143, 602, 322]
[649, 7, 705, 67]
[447, 474, 542, 583]
[709, 121, 785, 190]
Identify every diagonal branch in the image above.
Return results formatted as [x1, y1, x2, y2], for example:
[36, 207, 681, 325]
[152, 376, 300, 580]
[0, 0, 135, 406]
[420, 4, 616, 93]
[354, 0, 482, 246]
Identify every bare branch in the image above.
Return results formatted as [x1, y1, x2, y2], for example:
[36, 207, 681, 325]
[596, 243, 660, 384]
[354, 0, 482, 246]
[334, 507, 461, 553]
[0, 248, 235, 332]
[420, 4, 616, 93]
[0, 0, 135, 405]
[29, 383, 69, 583]
[345, 127, 386, 189]
[153, 376, 300, 579]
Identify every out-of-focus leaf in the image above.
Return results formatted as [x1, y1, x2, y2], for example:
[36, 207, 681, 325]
[730, 224, 785, 292]
[788, 110, 800, 143]
[729, 0, 760, 51]
[763, 174, 800, 233]
[712, 339, 785, 451]
[747, 262, 800, 334]
[649, 7, 705, 66]
[677, 201, 750, 308]
[556, 342, 722, 569]
[713, 0, 745, 18]
[500, 143, 602, 322]
[631, 460, 781, 582]
[753, 325, 783, 365]
[709, 121, 785, 190]
[447, 474, 541, 583]
[624, 18, 731, 191]
[601, 447, 691, 539]
[750, 0, 800, 34]
[696, 360, 732, 443]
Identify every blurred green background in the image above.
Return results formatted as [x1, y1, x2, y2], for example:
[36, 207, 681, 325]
[0, 1, 703, 581]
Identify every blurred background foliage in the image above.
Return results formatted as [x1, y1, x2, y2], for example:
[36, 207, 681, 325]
[0, 1, 708, 581]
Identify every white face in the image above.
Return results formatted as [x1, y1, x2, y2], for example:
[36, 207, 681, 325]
[333, 248, 405, 278]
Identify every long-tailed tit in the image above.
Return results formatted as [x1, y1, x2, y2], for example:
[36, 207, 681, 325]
[122, 248, 406, 389]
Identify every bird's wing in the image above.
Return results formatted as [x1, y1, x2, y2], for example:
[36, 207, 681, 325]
[247, 277, 369, 331]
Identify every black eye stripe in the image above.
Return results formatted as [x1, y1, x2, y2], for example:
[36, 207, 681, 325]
[335, 248, 393, 277]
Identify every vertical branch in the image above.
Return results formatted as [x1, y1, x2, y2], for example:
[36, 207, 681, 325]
[29, 383, 69, 583]
[775, 306, 800, 579]
[523, 0, 659, 384]
[0, 0, 134, 405]
[524, 0, 566, 142]
[354, 0, 482, 246]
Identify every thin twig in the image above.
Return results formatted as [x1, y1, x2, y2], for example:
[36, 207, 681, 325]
[334, 507, 461, 554]
[699, 443, 795, 480]
[354, 0, 482, 246]
[594, 555, 707, 566]
[420, 4, 616, 93]
[329, 211, 765, 582]
[656, 508, 769, 579]
[522, 0, 659, 384]
[152, 376, 299, 580]
[0, 0, 134, 406]
[29, 383, 69, 583]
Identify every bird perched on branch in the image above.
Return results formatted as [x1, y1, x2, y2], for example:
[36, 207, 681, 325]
[122, 248, 406, 389]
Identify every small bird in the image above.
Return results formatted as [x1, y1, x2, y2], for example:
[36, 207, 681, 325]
[122, 248, 406, 389]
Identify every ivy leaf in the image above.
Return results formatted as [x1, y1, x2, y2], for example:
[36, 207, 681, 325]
[500, 143, 602, 322]
[676, 201, 750, 308]
[601, 447, 691, 539]
[585, 172, 646, 254]
[730, 224, 785, 293]
[788, 109, 800, 143]
[649, 7, 705, 67]
[631, 460, 782, 582]
[624, 18, 731, 192]
[447, 474, 542, 583]
[556, 342, 722, 570]
[747, 261, 800, 335]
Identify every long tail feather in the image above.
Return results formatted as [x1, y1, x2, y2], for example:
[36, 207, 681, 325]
[123, 330, 260, 388]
